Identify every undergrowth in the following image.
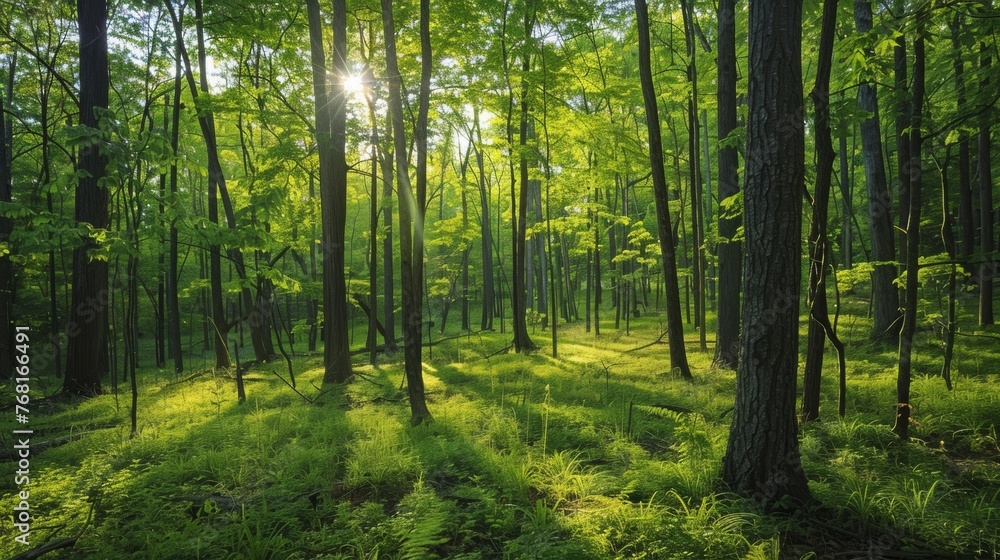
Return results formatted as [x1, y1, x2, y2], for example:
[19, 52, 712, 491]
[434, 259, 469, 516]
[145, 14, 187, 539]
[1, 307, 998, 558]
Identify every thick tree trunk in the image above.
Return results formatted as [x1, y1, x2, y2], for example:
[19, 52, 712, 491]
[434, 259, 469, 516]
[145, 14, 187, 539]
[382, 0, 431, 425]
[714, 0, 741, 369]
[894, 32, 924, 441]
[64, 0, 110, 395]
[722, 0, 811, 505]
[635, 0, 692, 380]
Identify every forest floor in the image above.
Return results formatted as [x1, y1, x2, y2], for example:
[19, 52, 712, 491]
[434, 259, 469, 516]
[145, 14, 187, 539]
[2, 298, 1000, 559]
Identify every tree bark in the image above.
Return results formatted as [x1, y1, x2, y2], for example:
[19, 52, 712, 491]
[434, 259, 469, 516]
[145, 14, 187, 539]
[635, 0, 692, 380]
[714, 0, 741, 369]
[855, 0, 900, 343]
[722, 0, 811, 505]
[979, 36, 994, 325]
[894, 31, 924, 441]
[512, 5, 538, 352]
[167, 48, 183, 374]
[382, 0, 431, 425]
[803, 0, 847, 422]
[64, 0, 110, 395]
[0, 69, 12, 380]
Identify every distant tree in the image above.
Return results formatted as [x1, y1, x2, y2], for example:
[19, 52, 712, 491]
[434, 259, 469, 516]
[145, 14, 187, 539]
[722, 0, 810, 504]
[63, 0, 110, 395]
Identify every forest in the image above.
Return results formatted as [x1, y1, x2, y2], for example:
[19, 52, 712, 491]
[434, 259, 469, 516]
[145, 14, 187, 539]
[1, 0, 999, 557]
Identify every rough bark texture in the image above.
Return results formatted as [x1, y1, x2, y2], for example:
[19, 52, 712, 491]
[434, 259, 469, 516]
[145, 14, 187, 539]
[713, 0, 741, 369]
[722, 0, 811, 505]
[324, 0, 353, 382]
[856, 0, 900, 343]
[64, 0, 110, 395]
[635, 0, 691, 380]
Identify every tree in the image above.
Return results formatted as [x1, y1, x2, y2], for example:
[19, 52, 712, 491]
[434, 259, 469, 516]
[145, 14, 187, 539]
[713, 0, 741, 370]
[855, 0, 901, 343]
[978, 25, 994, 326]
[63, 0, 110, 395]
[0, 68, 12, 380]
[722, 0, 811, 505]
[512, 1, 538, 353]
[893, 24, 925, 441]
[635, 0, 692, 380]
[306, 0, 352, 383]
[382, 0, 431, 425]
[803, 0, 847, 422]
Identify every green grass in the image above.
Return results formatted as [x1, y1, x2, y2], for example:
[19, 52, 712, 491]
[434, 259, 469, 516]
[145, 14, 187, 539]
[2, 299, 999, 558]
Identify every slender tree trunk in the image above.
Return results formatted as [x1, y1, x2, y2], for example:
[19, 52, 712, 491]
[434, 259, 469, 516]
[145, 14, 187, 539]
[474, 119, 495, 330]
[513, 5, 537, 352]
[939, 152, 957, 391]
[979, 36, 994, 325]
[953, 15, 976, 263]
[64, 0, 110, 395]
[722, 0, 811, 505]
[894, 31, 924, 441]
[167, 49, 183, 374]
[681, 0, 706, 351]
[803, 0, 847, 422]
[894, 9, 911, 291]
[369, 143, 379, 365]
[635, 0, 692, 380]
[714, 0, 741, 369]
[382, 0, 431, 425]
[0, 79, 12, 380]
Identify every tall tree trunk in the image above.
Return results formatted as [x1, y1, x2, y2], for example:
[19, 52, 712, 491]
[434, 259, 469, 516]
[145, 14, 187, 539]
[64, 0, 110, 395]
[894, 30, 924, 441]
[382, 0, 431, 425]
[939, 152, 957, 391]
[474, 118, 495, 330]
[894, 8, 911, 294]
[714, 0, 741, 369]
[635, 0, 692, 380]
[953, 15, 976, 262]
[722, 0, 811, 505]
[803, 0, 847, 423]
[381, 138, 397, 349]
[512, 5, 537, 352]
[327, 0, 353, 381]
[979, 35, 995, 325]
[165, 0, 268, 364]
[368, 142, 379, 365]
[0, 73, 12, 380]
[856, 0, 900, 343]
[681, 0, 706, 351]
[167, 47, 183, 374]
